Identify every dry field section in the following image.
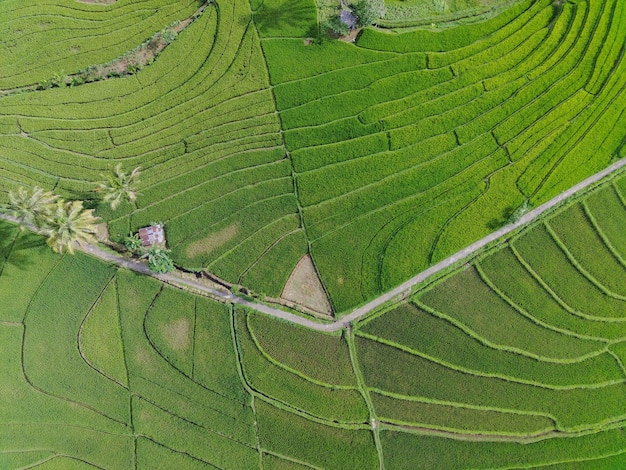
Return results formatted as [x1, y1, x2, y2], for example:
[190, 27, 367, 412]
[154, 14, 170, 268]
[0, 0, 624, 313]
[0, 154, 625, 468]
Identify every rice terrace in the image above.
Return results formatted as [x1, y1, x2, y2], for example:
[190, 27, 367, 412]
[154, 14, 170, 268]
[0, 0, 625, 467]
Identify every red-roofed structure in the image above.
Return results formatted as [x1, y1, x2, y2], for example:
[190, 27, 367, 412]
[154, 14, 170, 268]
[138, 224, 165, 247]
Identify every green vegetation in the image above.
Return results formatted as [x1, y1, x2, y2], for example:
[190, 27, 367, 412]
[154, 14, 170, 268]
[247, 311, 357, 385]
[140, 245, 175, 273]
[1, 168, 626, 467]
[381, 0, 516, 28]
[262, 0, 626, 311]
[235, 309, 369, 422]
[2, 187, 99, 254]
[1, 0, 626, 466]
[0, 0, 305, 298]
[255, 399, 378, 469]
[0, 0, 622, 312]
[96, 163, 141, 211]
[0, 0, 201, 89]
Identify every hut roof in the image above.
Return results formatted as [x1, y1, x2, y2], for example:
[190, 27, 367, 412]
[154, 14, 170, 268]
[340, 9, 357, 29]
[138, 224, 165, 247]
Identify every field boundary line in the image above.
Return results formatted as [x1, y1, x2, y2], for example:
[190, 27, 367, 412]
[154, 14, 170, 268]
[1, 158, 625, 332]
[336, 157, 626, 329]
[356, 331, 620, 389]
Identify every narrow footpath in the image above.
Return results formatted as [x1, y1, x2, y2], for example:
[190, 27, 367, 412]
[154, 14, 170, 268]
[2, 157, 625, 331]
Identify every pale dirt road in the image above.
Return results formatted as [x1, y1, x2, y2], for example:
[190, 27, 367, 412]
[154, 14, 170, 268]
[2, 157, 625, 331]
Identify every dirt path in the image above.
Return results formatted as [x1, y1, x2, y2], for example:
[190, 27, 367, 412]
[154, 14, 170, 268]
[1, 158, 625, 331]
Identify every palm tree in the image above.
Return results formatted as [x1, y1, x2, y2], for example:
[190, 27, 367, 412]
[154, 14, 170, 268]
[43, 200, 99, 254]
[96, 163, 141, 210]
[4, 186, 58, 230]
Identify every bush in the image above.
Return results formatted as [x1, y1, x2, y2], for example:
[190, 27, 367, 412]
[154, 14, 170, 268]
[323, 16, 351, 37]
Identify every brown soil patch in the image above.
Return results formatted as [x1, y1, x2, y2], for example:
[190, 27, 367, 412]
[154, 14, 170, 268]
[340, 27, 362, 43]
[95, 223, 110, 243]
[135, 347, 152, 367]
[186, 223, 239, 258]
[162, 318, 190, 352]
[282, 255, 333, 316]
[1, 2, 207, 96]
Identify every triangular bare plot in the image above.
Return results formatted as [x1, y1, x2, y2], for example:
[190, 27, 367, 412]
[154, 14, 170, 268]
[281, 255, 333, 317]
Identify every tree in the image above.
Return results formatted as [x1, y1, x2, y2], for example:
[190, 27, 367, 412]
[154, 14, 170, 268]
[43, 200, 99, 254]
[141, 245, 175, 273]
[4, 186, 58, 230]
[352, 0, 386, 27]
[96, 163, 141, 210]
[323, 15, 352, 37]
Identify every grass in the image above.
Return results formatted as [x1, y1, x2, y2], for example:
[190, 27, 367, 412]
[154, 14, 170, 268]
[247, 311, 357, 386]
[358, 303, 622, 386]
[1, 0, 302, 302]
[417, 266, 605, 360]
[252, 0, 318, 38]
[513, 224, 626, 319]
[381, 0, 521, 28]
[193, 298, 249, 401]
[78, 277, 128, 387]
[262, 0, 625, 311]
[478, 246, 626, 341]
[0, 0, 201, 89]
[380, 427, 626, 469]
[144, 287, 196, 377]
[255, 399, 378, 469]
[355, 335, 626, 430]
[548, 203, 626, 297]
[371, 391, 555, 435]
[22, 254, 129, 424]
[585, 184, 626, 262]
[235, 310, 369, 422]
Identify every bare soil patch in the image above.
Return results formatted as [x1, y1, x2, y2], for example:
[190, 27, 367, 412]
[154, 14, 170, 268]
[282, 255, 333, 316]
[162, 318, 191, 352]
[95, 222, 110, 243]
[186, 223, 239, 258]
[1, 2, 207, 96]
[339, 28, 362, 43]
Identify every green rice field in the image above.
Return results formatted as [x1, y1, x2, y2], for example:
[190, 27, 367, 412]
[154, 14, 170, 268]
[1, 162, 625, 468]
[1, 0, 626, 467]
[1, 0, 624, 312]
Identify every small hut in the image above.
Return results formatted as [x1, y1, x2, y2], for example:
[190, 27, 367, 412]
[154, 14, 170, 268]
[138, 224, 165, 247]
[339, 8, 358, 29]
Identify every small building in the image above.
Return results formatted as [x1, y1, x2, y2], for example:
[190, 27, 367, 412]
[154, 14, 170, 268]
[138, 224, 165, 247]
[339, 9, 358, 29]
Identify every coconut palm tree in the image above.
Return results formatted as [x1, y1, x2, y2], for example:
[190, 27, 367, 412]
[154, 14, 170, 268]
[96, 163, 141, 210]
[4, 186, 58, 230]
[43, 200, 99, 254]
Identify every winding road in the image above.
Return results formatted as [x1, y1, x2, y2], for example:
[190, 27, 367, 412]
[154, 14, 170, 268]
[2, 157, 625, 332]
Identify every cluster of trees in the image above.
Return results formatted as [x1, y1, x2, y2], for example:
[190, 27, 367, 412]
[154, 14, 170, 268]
[4, 186, 99, 254]
[324, 0, 386, 37]
[2, 163, 173, 273]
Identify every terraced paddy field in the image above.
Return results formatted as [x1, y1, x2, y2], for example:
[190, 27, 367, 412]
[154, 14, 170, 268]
[1, 0, 624, 314]
[1, 162, 625, 467]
